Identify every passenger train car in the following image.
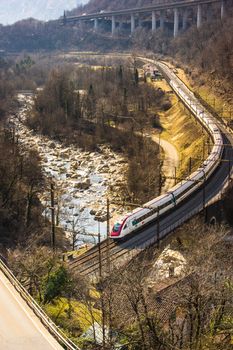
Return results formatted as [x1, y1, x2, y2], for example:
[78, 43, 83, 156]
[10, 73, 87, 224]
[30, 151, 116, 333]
[110, 59, 223, 239]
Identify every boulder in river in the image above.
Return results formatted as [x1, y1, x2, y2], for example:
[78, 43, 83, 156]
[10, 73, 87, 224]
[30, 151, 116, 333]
[74, 178, 91, 190]
[71, 161, 79, 170]
[49, 142, 56, 149]
[90, 209, 97, 216]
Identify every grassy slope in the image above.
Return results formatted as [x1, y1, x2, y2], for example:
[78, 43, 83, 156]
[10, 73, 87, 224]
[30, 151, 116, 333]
[176, 64, 232, 128]
[152, 78, 208, 178]
[44, 296, 101, 342]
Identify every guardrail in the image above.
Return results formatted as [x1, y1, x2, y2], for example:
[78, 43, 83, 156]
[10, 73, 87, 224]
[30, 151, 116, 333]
[0, 259, 80, 350]
[64, 0, 220, 22]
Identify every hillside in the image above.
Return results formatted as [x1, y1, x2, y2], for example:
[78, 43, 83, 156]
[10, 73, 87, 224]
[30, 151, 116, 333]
[0, 0, 88, 25]
[0, 0, 232, 96]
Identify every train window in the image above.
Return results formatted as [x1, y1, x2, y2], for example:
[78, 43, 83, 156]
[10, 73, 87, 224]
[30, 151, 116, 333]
[123, 223, 128, 230]
[113, 223, 121, 232]
[159, 201, 170, 210]
[132, 208, 158, 226]
[176, 181, 199, 200]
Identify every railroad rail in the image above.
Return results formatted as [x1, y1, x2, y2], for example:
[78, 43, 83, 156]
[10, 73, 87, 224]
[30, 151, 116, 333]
[68, 55, 233, 276]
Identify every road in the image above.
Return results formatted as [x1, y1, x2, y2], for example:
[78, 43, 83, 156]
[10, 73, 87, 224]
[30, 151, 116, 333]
[0, 270, 63, 350]
[65, 0, 221, 21]
[152, 133, 179, 192]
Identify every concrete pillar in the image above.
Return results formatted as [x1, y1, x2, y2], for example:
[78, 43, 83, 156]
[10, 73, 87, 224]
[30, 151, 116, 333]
[152, 10, 156, 31]
[79, 20, 84, 31]
[174, 8, 179, 37]
[182, 9, 188, 30]
[197, 4, 202, 29]
[160, 10, 165, 30]
[221, 0, 226, 19]
[119, 19, 123, 31]
[138, 16, 143, 28]
[131, 13, 135, 33]
[206, 4, 212, 22]
[112, 15, 116, 35]
[94, 18, 98, 31]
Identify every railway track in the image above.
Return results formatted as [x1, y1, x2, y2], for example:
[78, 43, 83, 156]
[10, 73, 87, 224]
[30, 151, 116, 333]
[69, 225, 155, 275]
[67, 55, 233, 276]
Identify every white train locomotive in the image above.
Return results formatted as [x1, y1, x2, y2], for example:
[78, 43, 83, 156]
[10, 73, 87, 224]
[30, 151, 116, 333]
[110, 60, 223, 239]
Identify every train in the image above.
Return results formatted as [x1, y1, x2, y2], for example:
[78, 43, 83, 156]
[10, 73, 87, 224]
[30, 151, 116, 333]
[110, 60, 223, 239]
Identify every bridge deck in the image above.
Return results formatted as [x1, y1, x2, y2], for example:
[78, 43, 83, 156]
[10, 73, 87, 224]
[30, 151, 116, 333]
[65, 0, 221, 22]
[0, 270, 63, 350]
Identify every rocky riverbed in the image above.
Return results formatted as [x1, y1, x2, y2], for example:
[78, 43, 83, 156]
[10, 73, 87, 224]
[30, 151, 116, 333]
[12, 94, 128, 246]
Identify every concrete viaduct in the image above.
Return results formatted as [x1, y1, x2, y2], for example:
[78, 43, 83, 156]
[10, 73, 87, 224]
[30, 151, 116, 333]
[63, 0, 227, 38]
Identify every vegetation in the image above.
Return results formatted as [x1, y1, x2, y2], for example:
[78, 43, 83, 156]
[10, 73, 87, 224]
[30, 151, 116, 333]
[8, 218, 233, 349]
[0, 58, 68, 249]
[0, 127, 44, 246]
[27, 64, 169, 202]
[151, 77, 209, 177]
[0, 2, 233, 348]
[87, 219, 233, 350]
[9, 246, 101, 343]
[0, 60, 43, 248]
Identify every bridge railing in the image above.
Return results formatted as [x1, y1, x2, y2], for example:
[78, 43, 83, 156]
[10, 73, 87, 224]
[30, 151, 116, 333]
[0, 258, 80, 350]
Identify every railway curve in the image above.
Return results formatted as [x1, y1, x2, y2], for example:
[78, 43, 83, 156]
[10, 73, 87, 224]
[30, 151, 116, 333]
[69, 55, 233, 276]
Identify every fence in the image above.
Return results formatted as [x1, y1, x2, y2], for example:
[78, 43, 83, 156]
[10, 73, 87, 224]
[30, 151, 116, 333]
[0, 258, 80, 350]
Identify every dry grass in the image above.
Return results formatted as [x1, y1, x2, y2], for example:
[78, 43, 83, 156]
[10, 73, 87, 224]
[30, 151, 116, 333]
[152, 78, 208, 177]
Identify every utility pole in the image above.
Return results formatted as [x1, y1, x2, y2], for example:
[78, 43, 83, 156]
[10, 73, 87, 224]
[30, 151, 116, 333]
[97, 220, 102, 280]
[202, 140, 205, 160]
[50, 182, 56, 252]
[228, 159, 232, 181]
[106, 198, 110, 273]
[202, 175, 207, 223]
[107, 205, 113, 348]
[98, 217, 106, 349]
[99, 198, 110, 348]
[158, 131, 162, 195]
[157, 208, 160, 247]
[189, 157, 192, 175]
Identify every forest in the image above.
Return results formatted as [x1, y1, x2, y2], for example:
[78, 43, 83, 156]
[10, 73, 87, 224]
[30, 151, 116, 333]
[0, 1, 233, 349]
[27, 63, 171, 203]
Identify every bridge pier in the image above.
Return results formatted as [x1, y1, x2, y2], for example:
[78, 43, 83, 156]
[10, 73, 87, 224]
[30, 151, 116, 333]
[138, 15, 143, 28]
[94, 18, 98, 31]
[221, 0, 226, 19]
[197, 4, 202, 28]
[206, 4, 213, 22]
[160, 10, 165, 30]
[112, 15, 116, 35]
[66, 0, 229, 38]
[174, 8, 179, 37]
[131, 13, 135, 33]
[152, 10, 156, 31]
[119, 19, 123, 32]
[182, 9, 188, 30]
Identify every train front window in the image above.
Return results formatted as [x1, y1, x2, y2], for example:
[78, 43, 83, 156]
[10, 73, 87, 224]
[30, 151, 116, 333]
[113, 223, 121, 232]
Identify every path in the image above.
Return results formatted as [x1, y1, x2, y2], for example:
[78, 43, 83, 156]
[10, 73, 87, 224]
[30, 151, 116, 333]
[152, 132, 179, 192]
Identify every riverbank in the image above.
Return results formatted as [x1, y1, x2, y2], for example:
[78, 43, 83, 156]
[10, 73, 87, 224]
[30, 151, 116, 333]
[15, 94, 128, 245]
